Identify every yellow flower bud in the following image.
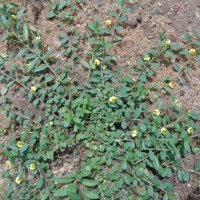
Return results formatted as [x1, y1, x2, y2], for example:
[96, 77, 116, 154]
[30, 164, 36, 171]
[35, 36, 40, 40]
[94, 59, 100, 66]
[12, 15, 17, 20]
[131, 130, 137, 138]
[106, 20, 112, 27]
[16, 141, 24, 148]
[5, 160, 11, 168]
[143, 56, 150, 61]
[161, 127, 167, 135]
[30, 86, 36, 92]
[168, 82, 175, 89]
[15, 176, 22, 184]
[189, 49, 196, 56]
[166, 39, 171, 45]
[153, 109, 160, 116]
[109, 96, 117, 103]
[187, 127, 193, 134]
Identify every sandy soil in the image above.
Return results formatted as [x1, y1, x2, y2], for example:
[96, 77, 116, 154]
[0, 0, 199, 199]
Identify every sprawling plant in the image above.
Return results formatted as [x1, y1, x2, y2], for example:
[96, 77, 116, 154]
[0, 0, 200, 199]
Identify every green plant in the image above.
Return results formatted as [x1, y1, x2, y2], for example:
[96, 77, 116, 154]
[0, 0, 200, 200]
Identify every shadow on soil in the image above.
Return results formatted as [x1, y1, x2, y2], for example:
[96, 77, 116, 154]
[187, 188, 200, 200]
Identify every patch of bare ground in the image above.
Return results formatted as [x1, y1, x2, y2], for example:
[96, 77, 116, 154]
[0, 0, 199, 199]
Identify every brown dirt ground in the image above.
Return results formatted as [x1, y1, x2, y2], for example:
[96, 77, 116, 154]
[0, 0, 200, 199]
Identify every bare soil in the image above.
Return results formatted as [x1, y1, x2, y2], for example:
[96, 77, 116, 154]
[0, 0, 200, 199]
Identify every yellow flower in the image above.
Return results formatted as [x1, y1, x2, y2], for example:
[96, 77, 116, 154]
[12, 15, 17, 20]
[15, 176, 22, 184]
[166, 38, 171, 45]
[5, 160, 11, 168]
[168, 82, 175, 89]
[30, 164, 36, 171]
[161, 127, 167, 135]
[16, 141, 24, 148]
[105, 20, 111, 27]
[35, 36, 40, 40]
[94, 59, 100, 65]
[109, 96, 117, 103]
[30, 86, 36, 92]
[153, 109, 160, 116]
[131, 130, 137, 138]
[9, 32, 15, 37]
[189, 49, 196, 56]
[143, 56, 150, 61]
[187, 127, 193, 134]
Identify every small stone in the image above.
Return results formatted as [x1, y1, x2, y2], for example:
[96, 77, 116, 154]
[129, 0, 135, 4]
[117, 30, 127, 37]
[0, 87, 8, 95]
[195, 11, 200, 18]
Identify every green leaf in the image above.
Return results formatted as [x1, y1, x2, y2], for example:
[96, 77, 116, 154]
[149, 151, 155, 161]
[80, 170, 91, 178]
[177, 170, 183, 182]
[40, 193, 48, 200]
[45, 75, 54, 83]
[189, 110, 199, 120]
[184, 141, 191, 152]
[16, 48, 27, 58]
[140, 123, 146, 132]
[1, 15, 8, 26]
[23, 24, 29, 40]
[125, 109, 131, 119]
[184, 32, 190, 43]
[147, 185, 154, 196]
[163, 193, 168, 200]
[174, 159, 182, 167]
[121, 121, 127, 129]
[82, 189, 99, 199]
[34, 65, 48, 73]
[118, 15, 128, 22]
[46, 12, 56, 19]
[54, 186, 68, 197]
[82, 179, 98, 187]
[17, 7, 25, 19]
[124, 76, 134, 84]
[196, 55, 200, 62]
[123, 174, 132, 185]
[165, 51, 173, 58]
[66, 191, 82, 200]
[195, 161, 200, 171]
[18, 164, 23, 175]
[82, 61, 90, 69]
[153, 157, 160, 171]
[150, 63, 159, 69]
[52, 177, 75, 184]
[122, 161, 128, 170]
[173, 62, 180, 72]
[164, 86, 172, 94]
[58, 1, 68, 10]
[36, 178, 44, 189]
[182, 172, 190, 182]
[117, 0, 125, 6]
[192, 29, 200, 39]
[115, 178, 123, 189]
